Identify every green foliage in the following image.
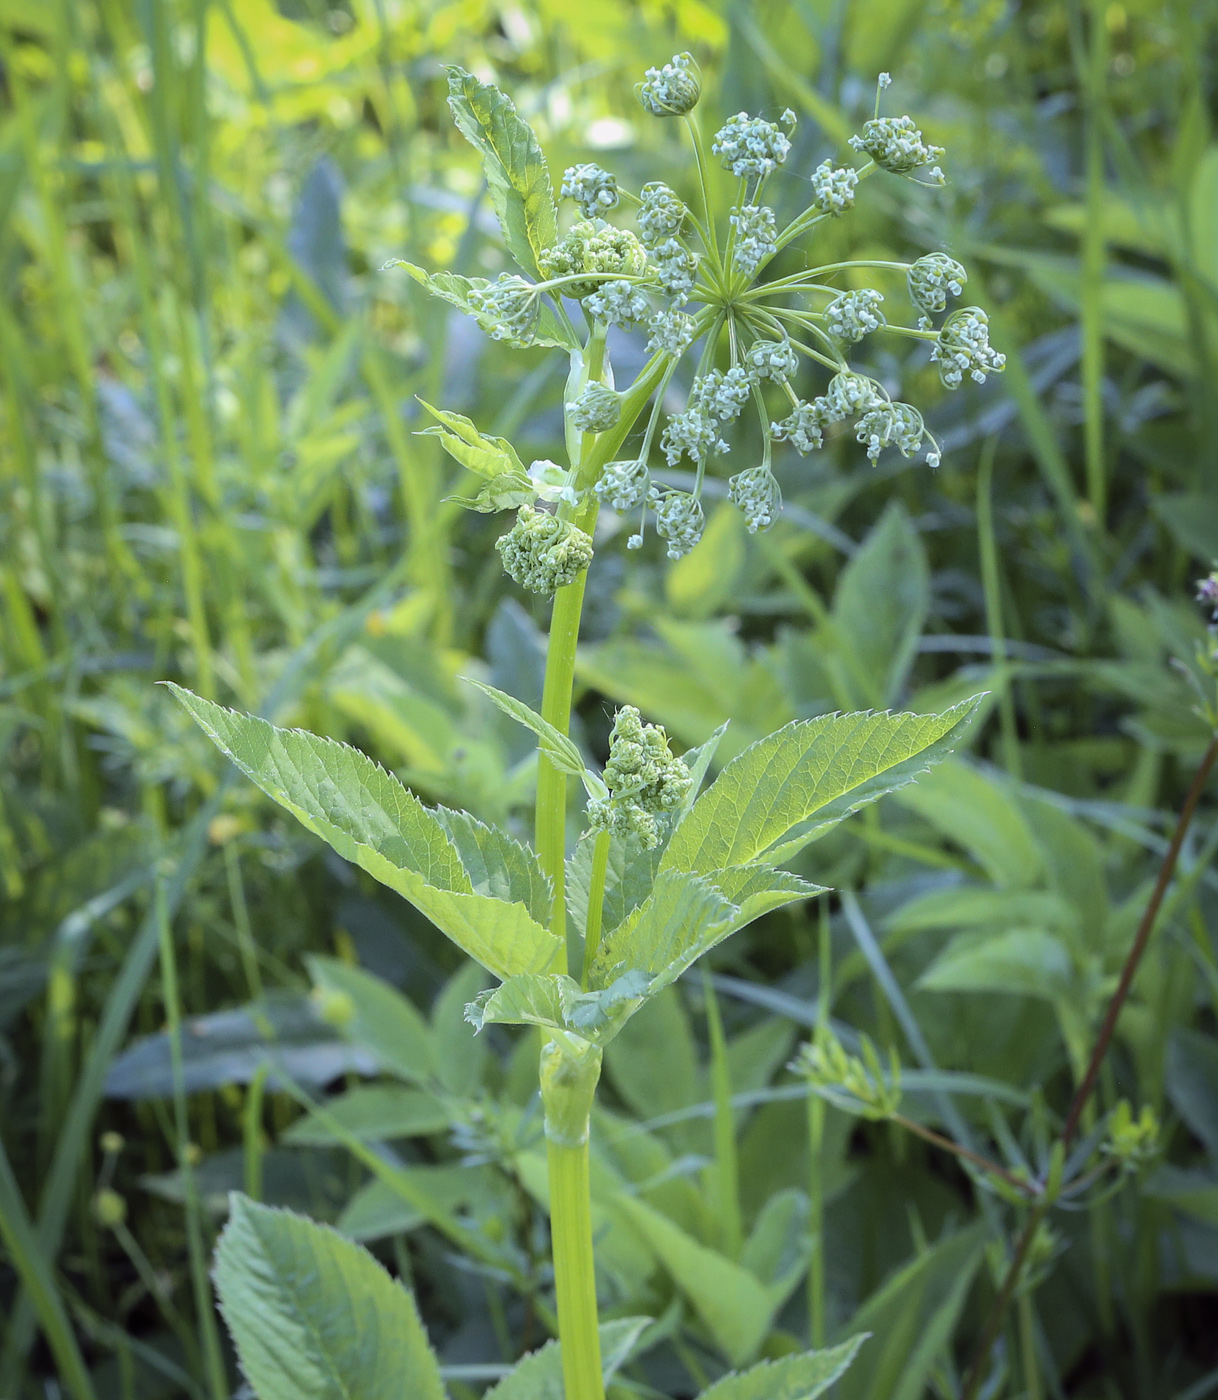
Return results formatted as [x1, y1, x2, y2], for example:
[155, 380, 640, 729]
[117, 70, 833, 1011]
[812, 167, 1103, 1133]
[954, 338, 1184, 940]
[696, 1335, 867, 1399]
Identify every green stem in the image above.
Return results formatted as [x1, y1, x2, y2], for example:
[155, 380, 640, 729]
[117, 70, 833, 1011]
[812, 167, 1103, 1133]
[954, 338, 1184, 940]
[703, 970, 743, 1258]
[541, 1036, 605, 1400]
[581, 829, 611, 988]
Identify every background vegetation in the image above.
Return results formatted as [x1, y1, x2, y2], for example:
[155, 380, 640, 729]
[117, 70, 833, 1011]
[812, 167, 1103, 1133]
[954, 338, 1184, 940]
[2, 1, 1217, 1397]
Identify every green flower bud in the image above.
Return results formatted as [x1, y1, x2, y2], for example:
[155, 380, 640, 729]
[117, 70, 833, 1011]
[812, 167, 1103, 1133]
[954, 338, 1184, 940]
[569, 383, 622, 433]
[908, 253, 967, 314]
[1104, 1100, 1159, 1171]
[728, 465, 782, 533]
[646, 307, 695, 357]
[595, 458, 650, 512]
[849, 115, 945, 179]
[855, 401, 935, 465]
[637, 52, 701, 117]
[539, 219, 649, 300]
[932, 306, 1005, 388]
[651, 237, 698, 300]
[820, 371, 886, 422]
[561, 163, 619, 218]
[825, 288, 886, 343]
[637, 182, 687, 244]
[712, 110, 795, 179]
[586, 705, 692, 848]
[810, 160, 859, 214]
[650, 486, 705, 560]
[466, 273, 540, 344]
[772, 400, 828, 454]
[94, 1188, 127, 1229]
[744, 337, 799, 381]
[496, 505, 594, 595]
[729, 204, 777, 277]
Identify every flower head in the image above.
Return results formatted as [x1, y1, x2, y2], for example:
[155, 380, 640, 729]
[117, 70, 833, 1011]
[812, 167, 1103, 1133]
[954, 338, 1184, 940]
[729, 465, 782, 533]
[595, 458, 650, 512]
[584, 280, 652, 327]
[647, 307, 696, 357]
[637, 183, 688, 245]
[650, 237, 699, 300]
[496, 505, 594, 594]
[467, 273, 540, 344]
[539, 220, 649, 300]
[692, 366, 752, 423]
[932, 307, 1006, 388]
[745, 337, 799, 381]
[586, 705, 692, 847]
[854, 400, 929, 464]
[825, 288, 886, 343]
[561, 163, 619, 218]
[772, 400, 828, 454]
[661, 408, 726, 467]
[849, 115, 945, 179]
[650, 487, 706, 559]
[712, 110, 796, 179]
[729, 205, 778, 277]
[908, 253, 967, 315]
[810, 160, 859, 214]
[569, 383, 621, 433]
[637, 52, 701, 117]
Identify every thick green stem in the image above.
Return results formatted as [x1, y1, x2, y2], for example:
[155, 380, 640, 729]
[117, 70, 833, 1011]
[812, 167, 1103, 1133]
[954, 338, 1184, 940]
[541, 1036, 604, 1400]
[581, 829, 611, 989]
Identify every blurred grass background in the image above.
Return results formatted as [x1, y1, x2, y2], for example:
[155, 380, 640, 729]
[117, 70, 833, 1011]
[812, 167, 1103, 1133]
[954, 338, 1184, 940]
[2, 1, 1218, 1397]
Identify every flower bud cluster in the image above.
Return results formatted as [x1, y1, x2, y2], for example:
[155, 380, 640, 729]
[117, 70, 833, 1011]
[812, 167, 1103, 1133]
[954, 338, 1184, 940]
[821, 371, 886, 420]
[636, 52, 701, 118]
[855, 401, 937, 466]
[908, 253, 967, 315]
[728, 465, 782, 533]
[772, 400, 828, 454]
[467, 273, 539, 343]
[561, 163, 619, 218]
[729, 204, 778, 277]
[650, 238, 698, 299]
[849, 115, 945, 181]
[650, 487, 706, 560]
[811, 160, 859, 214]
[712, 110, 796, 179]
[932, 307, 1006, 388]
[539, 220, 648, 300]
[744, 338, 799, 381]
[496, 505, 594, 594]
[825, 288, 886, 342]
[584, 281, 651, 327]
[693, 366, 753, 422]
[637, 182, 687, 245]
[586, 705, 692, 847]
[660, 408, 727, 467]
[569, 383, 621, 432]
[595, 458, 650, 512]
[647, 307, 696, 357]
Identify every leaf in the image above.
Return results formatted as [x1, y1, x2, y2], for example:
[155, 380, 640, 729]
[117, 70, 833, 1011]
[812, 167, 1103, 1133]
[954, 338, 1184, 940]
[169, 687, 561, 978]
[483, 1317, 650, 1400]
[566, 836, 662, 942]
[415, 399, 525, 477]
[307, 957, 435, 1084]
[465, 679, 592, 786]
[1167, 1030, 1218, 1161]
[446, 66, 558, 277]
[661, 699, 984, 876]
[917, 929, 1074, 1001]
[432, 808, 551, 925]
[697, 1334, 868, 1399]
[466, 970, 651, 1042]
[336, 1165, 502, 1243]
[213, 1194, 447, 1400]
[388, 261, 576, 351]
[282, 1085, 451, 1145]
[615, 1193, 777, 1366]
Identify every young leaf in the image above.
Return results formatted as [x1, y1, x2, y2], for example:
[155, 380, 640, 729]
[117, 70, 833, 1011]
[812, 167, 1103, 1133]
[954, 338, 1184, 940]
[697, 1334, 868, 1400]
[445, 66, 558, 277]
[213, 1194, 447, 1400]
[483, 1316, 651, 1399]
[415, 399, 525, 477]
[169, 686, 561, 978]
[467, 969, 650, 1042]
[661, 698, 984, 876]
[466, 678, 595, 788]
[307, 957, 436, 1085]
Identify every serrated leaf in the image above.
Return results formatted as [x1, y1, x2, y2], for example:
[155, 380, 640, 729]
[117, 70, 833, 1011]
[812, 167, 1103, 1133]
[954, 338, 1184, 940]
[169, 687, 561, 979]
[388, 261, 576, 350]
[566, 837, 662, 941]
[446, 66, 557, 277]
[213, 1194, 447, 1400]
[307, 957, 435, 1084]
[483, 1317, 650, 1400]
[467, 969, 650, 1042]
[282, 1085, 450, 1145]
[615, 1193, 777, 1366]
[433, 808, 551, 925]
[466, 678, 593, 786]
[661, 698, 984, 877]
[697, 1334, 868, 1400]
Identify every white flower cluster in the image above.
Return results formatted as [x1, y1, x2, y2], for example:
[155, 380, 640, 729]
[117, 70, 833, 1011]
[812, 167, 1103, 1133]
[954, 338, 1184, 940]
[745, 338, 799, 381]
[729, 204, 778, 277]
[932, 307, 1006, 388]
[849, 116, 945, 182]
[712, 110, 796, 179]
[772, 400, 828, 454]
[636, 52, 701, 117]
[569, 383, 621, 432]
[637, 183, 687, 245]
[660, 409, 727, 467]
[821, 371, 886, 420]
[811, 160, 859, 214]
[561, 163, 619, 218]
[595, 458, 650, 511]
[693, 366, 753, 422]
[646, 307, 695, 357]
[855, 401, 937, 466]
[728, 465, 782, 533]
[584, 280, 651, 327]
[650, 238, 698, 299]
[908, 253, 967, 315]
[467, 273, 539, 343]
[650, 487, 706, 559]
[826, 288, 886, 343]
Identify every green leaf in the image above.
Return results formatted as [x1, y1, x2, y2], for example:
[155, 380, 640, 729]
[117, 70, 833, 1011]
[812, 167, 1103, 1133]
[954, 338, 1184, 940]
[1167, 1030, 1218, 1162]
[917, 929, 1074, 1001]
[169, 687, 561, 979]
[483, 1317, 651, 1400]
[445, 66, 558, 277]
[336, 1165, 502, 1243]
[661, 698, 984, 876]
[282, 1085, 450, 1145]
[387, 261, 577, 351]
[213, 1194, 447, 1400]
[566, 837, 662, 942]
[432, 807, 551, 925]
[615, 1193, 777, 1366]
[465, 679, 594, 787]
[415, 399, 525, 476]
[466, 970, 651, 1042]
[697, 1334, 868, 1400]
[307, 957, 435, 1085]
